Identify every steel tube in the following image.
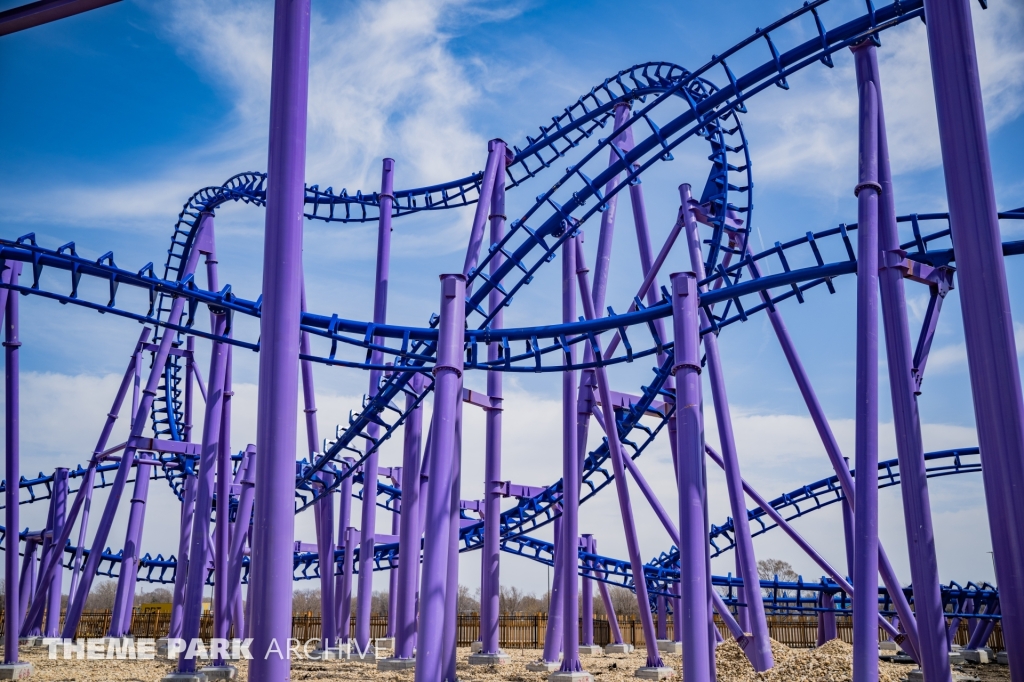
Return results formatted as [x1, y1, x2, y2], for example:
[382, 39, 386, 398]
[4, 263, 22, 664]
[923, 0, 1024, 669]
[394, 374, 424, 660]
[109, 453, 154, 636]
[413, 274, 466, 682]
[43, 467, 68, 638]
[671, 270, 711, 682]
[247, 0, 309, 675]
[852, 79, 881, 682]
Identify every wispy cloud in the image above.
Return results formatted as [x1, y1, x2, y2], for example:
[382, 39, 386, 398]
[745, 2, 1024, 196]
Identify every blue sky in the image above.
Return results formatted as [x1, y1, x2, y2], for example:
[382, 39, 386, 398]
[1, 0, 1023, 597]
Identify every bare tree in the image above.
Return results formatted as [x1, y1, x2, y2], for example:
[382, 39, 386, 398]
[85, 580, 118, 610]
[371, 590, 389, 615]
[135, 587, 173, 605]
[457, 585, 480, 613]
[609, 586, 639, 617]
[757, 558, 798, 582]
[292, 588, 321, 615]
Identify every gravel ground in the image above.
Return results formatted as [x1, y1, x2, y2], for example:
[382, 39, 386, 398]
[8, 640, 1010, 681]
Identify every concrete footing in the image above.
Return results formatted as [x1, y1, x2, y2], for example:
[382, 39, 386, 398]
[526, 660, 560, 672]
[375, 638, 395, 650]
[907, 669, 924, 682]
[198, 665, 237, 681]
[346, 650, 379, 664]
[879, 641, 900, 652]
[948, 651, 965, 664]
[997, 651, 1009, 665]
[309, 647, 347, 660]
[578, 645, 603, 656]
[0, 663, 33, 680]
[635, 666, 675, 680]
[159, 673, 207, 682]
[468, 652, 511, 666]
[377, 657, 417, 671]
[470, 641, 483, 653]
[657, 640, 682, 654]
[549, 671, 594, 682]
[963, 649, 990, 664]
[605, 643, 634, 655]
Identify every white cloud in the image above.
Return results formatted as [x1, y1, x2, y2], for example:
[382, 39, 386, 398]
[746, 1, 1024, 195]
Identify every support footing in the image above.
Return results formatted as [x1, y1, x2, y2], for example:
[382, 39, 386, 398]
[578, 645, 603, 656]
[963, 650, 990, 664]
[549, 671, 594, 682]
[198, 665, 237, 681]
[469, 652, 511, 666]
[0, 663, 33, 680]
[377, 657, 417, 671]
[375, 638, 395, 649]
[657, 640, 682, 654]
[948, 651, 965, 665]
[526, 660, 561, 672]
[879, 641, 900, 652]
[997, 651, 1009, 665]
[604, 643, 634, 655]
[309, 648, 346, 660]
[470, 640, 483, 653]
[635, 667, 675, 680]
[346, 650, 378, 664]
[159, 674, 207, 682]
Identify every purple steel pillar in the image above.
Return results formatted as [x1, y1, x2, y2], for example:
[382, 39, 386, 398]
[213, 344, 234, 656]
[3, 262, 22, 664]
[581, 534, 595, 647]
[462, 140, 506, 281]
[923, 0, 1024, 669]
[169, 471, 197, 639]
[592, 537, 623, 645]
[671, 271, 712, 682]
[853, 42, 951, 682]
[184, 336, 195, 441]
[300, 287, 336, 648]
[852, 78, 880, 682]
[247, 0, 309, 675]
[336, 463, 354, 640]
[394, 374, 424, 660]
[226, 446, 255, 638]
[442, 399, 464, 681]
[680, 184, 773, 671]
[43, 467, 68, 638]
[355, 157, 395, 651]
[575, 247, 664, 670]
[657, 596, 667, 641]
[559, 232, 583, 673]
[479, 150, 507, 657]
[109, 453, 154, 636]
[414, 274, 466, 682]
[386, 468, 401, 639]
[18, 542, 36, 625]
[178, 313, 230, 674]
[817, 592, 838, 645]
[541, 515, 565, 664]
[672, 581, 682, 644]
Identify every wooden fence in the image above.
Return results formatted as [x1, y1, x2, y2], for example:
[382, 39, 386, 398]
[0, 611, 1004, 651]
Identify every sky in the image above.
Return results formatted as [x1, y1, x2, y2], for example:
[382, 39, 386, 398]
[1, 0, 1023, 600]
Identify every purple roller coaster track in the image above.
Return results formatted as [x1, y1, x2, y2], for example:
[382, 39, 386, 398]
[0, 0, 1019, 680]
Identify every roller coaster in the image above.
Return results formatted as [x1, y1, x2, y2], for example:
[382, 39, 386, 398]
[0, 0, 1018, 681]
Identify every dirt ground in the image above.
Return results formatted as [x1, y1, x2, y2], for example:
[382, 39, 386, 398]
[8, 640, 1011, 681]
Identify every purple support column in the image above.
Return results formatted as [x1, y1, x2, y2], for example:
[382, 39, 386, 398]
[581, 534, 595, 647]
[680, 184, 773, 672]
[394, 374, 425, 660]
[923, 0, 1024, 669]
[300, 287, 336, 648]
[479, 152, 507, 658]
[574, 248, 664, 671]
[184, 336, 195, 442]
[213, 344, 234, 656]
[43, 467, 68, 638]
[109, 453, 154, 636]
[852, 79, 880, 682]
[852, 42, 951, 682]
[18, 542, 37, 625]
[462, 140, 507, 281]
[3, 262, 22, 664]
[247, 0, 309, 676]
[592, 538, 623, 646]
[413, 274, 466, 682]
[671, 271, 712, 682]
[657, 596, 667, 642]
[178, 313, 230, 674]
[336, 465, 354, 641]
[817, 592, 838, 645]
[559, 232, 584, 674]
[226, 446, 255, 639]
[442, 399, 464, 681]
[169, 471, 197, 639]
[355, 157, 395, 652]
[386, 468, 401, 639]
[540, 516, 565, 665]
[672, 581, 682, 644]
